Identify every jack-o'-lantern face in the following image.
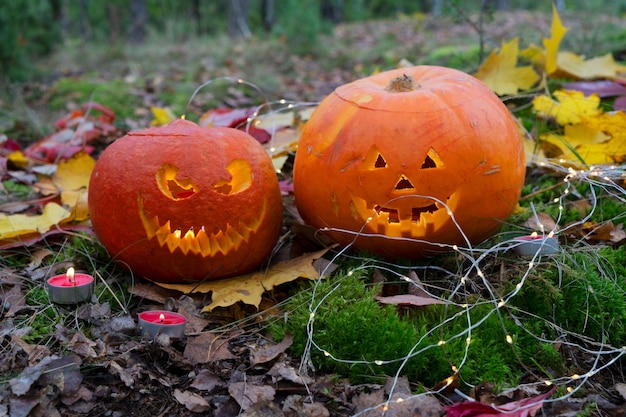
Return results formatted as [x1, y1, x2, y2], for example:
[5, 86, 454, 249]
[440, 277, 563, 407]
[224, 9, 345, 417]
[344, 145, 459, 238]
[88, 119, 283, 283]
[138, 160, 266, 258]
[293, 66, 526, 258]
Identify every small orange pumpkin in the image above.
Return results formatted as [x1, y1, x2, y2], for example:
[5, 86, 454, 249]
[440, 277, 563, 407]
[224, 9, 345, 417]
[293, 66, 526, 258]
[88, 119, 283, 283]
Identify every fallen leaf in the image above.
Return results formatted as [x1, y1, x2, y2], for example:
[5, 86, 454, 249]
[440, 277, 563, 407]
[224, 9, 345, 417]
[562, 80, 626, 98]
[557, 52, 626, 80]
[173, 389, 211, 413]
[155, 247, 332, 312]
[150, 106, 177, 126]
[251, 333, 293, 366]
[473, 38, 539, 95]
[444, 387, 556, 417]
[228, 382, 276, 411]
[523, 212, 557, 233]
[542, 3, 568, 74]
[26, 249, 54, 271]
[4, 285, 26, 317]
[183, 332, 237, 364]
[190, 369, 222, 392]
[66, 332, 99, 358]
[0, 202, 70, 242]
[267, 361, 314, 385]
[375, 294, 446, 307]
[532, 90, 601, 125]
[53, 152, 95, 222]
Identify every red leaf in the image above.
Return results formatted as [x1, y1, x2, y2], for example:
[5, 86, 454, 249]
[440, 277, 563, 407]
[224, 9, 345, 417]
[199, 107, 272, 144]
[562, 80, 626, 97]
[445, 387, 556, 417]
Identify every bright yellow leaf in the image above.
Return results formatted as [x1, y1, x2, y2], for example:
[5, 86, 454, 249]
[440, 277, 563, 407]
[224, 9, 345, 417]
[543, 3, 568, 74]
[7, 151, 29, 169]
[539, 106, 626, 165]
[589, 111, 626, 143]
[0, 202, 70, 241]
[53, 152, 95, 222]
[473, 37, 540, 95]
[150, 106, 176, 126]
[557, 52, 626, 80]
[519, 44, 545, 68]
[154, 247, 332, 311]
[532, 90, 601, 125]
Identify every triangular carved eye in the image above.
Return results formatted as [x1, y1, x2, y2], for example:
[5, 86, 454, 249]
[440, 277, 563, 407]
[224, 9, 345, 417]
[363, 146, 388, 170]
[374, 153, 387, 168]
[421, 148, 444, 169]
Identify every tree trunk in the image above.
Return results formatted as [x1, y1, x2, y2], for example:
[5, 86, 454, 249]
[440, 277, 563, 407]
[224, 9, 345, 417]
[107, 3, 120, 43]
[130, 0, 148, 44]
[261, 0, 275, 32]
[227, 0, 251, 39]
[78, 0, 91, 42]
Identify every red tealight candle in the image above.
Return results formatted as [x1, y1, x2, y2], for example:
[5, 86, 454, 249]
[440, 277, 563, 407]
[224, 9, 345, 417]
[46, 267, 95, 304]
[513, 232, 559, 256]
[137, 310, 187, 339]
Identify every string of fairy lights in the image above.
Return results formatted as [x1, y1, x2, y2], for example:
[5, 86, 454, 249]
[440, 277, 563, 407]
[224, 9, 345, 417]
[301, 160, 626, 414]
[189, 77, 626, 414]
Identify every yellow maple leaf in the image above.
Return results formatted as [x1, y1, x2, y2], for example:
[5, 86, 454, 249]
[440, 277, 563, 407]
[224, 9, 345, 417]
[0, 202, 70, 242]
[557, 52, 626, 80]
[150, 106, 176, 126]
[519, 44, 545, 68]
[154, 247, 332, 311]
[53, 152, 96, 222]
[473, 37, 540, 95]
[543, 3, 568, 74]
[541, 114, 626, 165]
[532, 90, 601, 125]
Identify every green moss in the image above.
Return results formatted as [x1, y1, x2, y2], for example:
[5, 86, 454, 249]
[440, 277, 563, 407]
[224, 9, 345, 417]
[48, 76, 141, 122]
[270, 267, 563, 387]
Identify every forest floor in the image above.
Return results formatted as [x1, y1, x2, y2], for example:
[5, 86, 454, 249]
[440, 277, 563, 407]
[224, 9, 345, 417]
[2, 9, 626, 417]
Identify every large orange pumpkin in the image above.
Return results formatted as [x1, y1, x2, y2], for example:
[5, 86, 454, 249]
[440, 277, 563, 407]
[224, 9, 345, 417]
[293, 66, 526, 258]
[88, 119, 283, 283]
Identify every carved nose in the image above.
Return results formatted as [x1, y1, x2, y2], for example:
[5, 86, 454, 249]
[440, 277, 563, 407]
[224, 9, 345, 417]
[395, 175, 415, 190]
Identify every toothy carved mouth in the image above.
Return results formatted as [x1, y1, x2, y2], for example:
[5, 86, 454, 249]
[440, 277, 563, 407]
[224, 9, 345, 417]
[138, 194, 265, 257]
[350, 194, 455, 237]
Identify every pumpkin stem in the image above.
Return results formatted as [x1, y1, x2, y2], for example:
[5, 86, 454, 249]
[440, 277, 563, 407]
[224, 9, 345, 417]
[384, 74, 419, 93]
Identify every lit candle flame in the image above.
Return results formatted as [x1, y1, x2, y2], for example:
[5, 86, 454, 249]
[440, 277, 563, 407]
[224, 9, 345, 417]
[66, 267, 75, 283]
[159, 313, 165, 323]
[530, 231, 538, 238]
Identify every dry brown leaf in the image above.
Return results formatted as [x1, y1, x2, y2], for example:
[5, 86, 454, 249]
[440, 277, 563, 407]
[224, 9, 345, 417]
[190, 369, 222, 392]
[523, 212, 557, 232]
[228, 382, 276, 411]
[267, 361, 315, 385]
[4, 285, 26, 317]
[155, 247, 332, 312]
[173, 389, 211, 413]
[183, 332, 237, 364]
[251, 333, 293, 366]
[375, 294, 446, 307]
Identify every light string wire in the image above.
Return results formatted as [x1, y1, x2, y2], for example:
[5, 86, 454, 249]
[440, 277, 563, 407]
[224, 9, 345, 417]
[188, 77, 626, 414]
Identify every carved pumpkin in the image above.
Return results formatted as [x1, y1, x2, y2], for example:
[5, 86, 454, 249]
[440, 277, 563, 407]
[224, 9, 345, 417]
[88, 119, 283, 283]
[293, 66, 526, 258]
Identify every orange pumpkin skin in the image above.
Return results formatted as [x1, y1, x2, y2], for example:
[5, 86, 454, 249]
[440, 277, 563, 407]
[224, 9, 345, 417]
[293, 66, 526, 258]
[88, 119, 283, 283]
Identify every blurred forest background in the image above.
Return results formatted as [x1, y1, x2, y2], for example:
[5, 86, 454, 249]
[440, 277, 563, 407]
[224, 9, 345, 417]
[2, 0, 624, 82]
